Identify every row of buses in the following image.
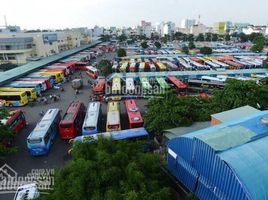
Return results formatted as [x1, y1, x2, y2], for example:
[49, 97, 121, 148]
[107, 76, 188, 95]
[0, 60, 90, 107]
[27, 100, 144, 156]
[115, 55, 265, 73]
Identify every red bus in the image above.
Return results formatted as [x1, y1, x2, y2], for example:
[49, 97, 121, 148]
[86, 66, 99, 79]
[93, 78, 106, 95]
[2, 109, 27, 134]
[56, 61, 76, 73]
[167, 76, 187, 91]
[73, 62, 88, 71]
[125, 99, 143, 129]
[59, 101, 86, 139]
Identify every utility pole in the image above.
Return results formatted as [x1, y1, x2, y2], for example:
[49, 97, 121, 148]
[4, 15, 8, 27]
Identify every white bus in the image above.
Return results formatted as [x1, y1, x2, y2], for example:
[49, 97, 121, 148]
[82, 102, 101, 135]
[126, 78, 135, 94]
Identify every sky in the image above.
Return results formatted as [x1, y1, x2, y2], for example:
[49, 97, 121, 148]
[0, 0, 267, 29]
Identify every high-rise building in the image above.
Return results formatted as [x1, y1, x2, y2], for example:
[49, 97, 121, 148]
[181, 19, 196, 29]
[162, 21, 175, 36]
[141, 20, 152, 27]
[190, 24, 207, 36]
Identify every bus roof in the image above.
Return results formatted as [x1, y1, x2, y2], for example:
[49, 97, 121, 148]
[83, 102, 100, 128]
[125, 100, 143, 124]
[107, 111, 120, 125]
[0, 91, 25, 95]
[156, 77, 170, 89]
[61, 101, 83, 123]
[28, 109, 60, 139]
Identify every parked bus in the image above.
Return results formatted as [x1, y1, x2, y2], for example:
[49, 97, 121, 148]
[0, 91, 28, 107]
[0, 109, 26, 134]
[92, 77, 106, 96]
[13, 80, 47, 92]
[36, 71, 63, 83]
[188, 79, 225, 89]
[120, 62, 128, 72]
[140, 77, 152, 91]
[17, 78, 52, 90]
[155, 77, 171, 90]
[139, 62, 145, 72]
[106, 101, 121, 132]
[112, 77, 121, 94]
[201, 76, 224, 82]
[72, 128, 149, 144]
[45, 65, 69, 76]
[126, 78, 135, 94]
[149, 63, 156, 72]
[27, 109, 61, 156]
[129, 62, 136, 72]
[85, 66, 99, 79]
[39, 69, 65, 79]
[59, 101, 86, 139]
[0, 87, 37, 102]
[156, 62, 166, 71]
[82, 102, 101, 135]
[125, 100, 143, 129]
[5, 82, 42, 96]
[167, 76, 187, 91]
[27, 73, 56, 86]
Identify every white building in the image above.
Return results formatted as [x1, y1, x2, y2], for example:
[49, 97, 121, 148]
[162, 22, 175, 36]
[0, 31, 83, 64]
[181, 19, 196, 29]
[190, 24, 207, 36]
[242, 25, 267, 35]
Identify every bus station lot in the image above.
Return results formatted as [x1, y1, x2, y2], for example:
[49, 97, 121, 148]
[0, 70, 148, 199]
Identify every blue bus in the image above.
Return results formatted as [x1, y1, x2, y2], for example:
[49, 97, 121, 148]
[27, 109, 61, 156]
[5, 82, 42, 96]
[72, 127, 149, 143]
[82, 102, 101, 135]
[26, 74, 56, 86]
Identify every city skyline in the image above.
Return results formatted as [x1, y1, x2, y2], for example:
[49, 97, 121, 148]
[0, 0, 268, 29]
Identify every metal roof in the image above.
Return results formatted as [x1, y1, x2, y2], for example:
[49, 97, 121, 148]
[107, 68, 268, 80]
[211, 105, 260, 123]
[0, 41, 101, 86]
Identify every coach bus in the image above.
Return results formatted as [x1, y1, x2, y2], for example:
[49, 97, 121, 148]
[37, 71, 63, 83]
[82, 102, 101, 135]
[149, 63, 156, 72]
[106, 101, 121, 132]
[112, 77, 121, 94]
[125, 78, 135, 94]
[0, 109, 26, 135]
[167, 76, 187, 94]
[120, 62, 128, 72]
[71, 128, 149, 144]
[13, 80, 48, 92]
[188, 79, 225, 89]
[39, 69, 65, 79]
[93, 77, 106, 96]
[0, 87, 37, 102]
[140, 77, 152, 91]
[59, 101, 86, 139]
[0, 91, 28, 107]
[26, 73, 56, 86]
[85, 66, 99, 79]
[139, 62, 145, 72]
[5, 82, 42, 96]
[125, 99, 143, 129]
[27, 109, 61, 156]
[45, 65, 70, 76]
[155, 77, 170, 90]
[156, 62, 166, 71]
[129, 62, 136, 72]
[17, 78, 52, 90]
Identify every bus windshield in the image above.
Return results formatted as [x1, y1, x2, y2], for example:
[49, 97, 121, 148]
[28, 138, 42, 144]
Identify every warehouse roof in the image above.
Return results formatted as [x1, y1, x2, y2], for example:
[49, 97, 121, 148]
[211, 105, 260, 123]
[182, 110, 268, 199]
[0, 41, 101, 86]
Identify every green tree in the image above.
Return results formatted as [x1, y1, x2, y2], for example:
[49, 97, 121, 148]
[141, 41, 148, 49]
[182, 46, 189, 54]
[117, 48, 127, 57]
[0, 108, 16, 160]
[187, 34, 194, 42]
[98, 60, 112, 77]
[38, 139, 172, 200]
[251, 43, 264, 52]
[100, 34, 111, 42]
[118, 34, 127, 42]
[188, 41, 196, 49]
[205, 33, 212, 41]
[196, 33, 205, 42]
[263, 58, 268, 68]
[212, 34, 219, 41]
[238, 33, 248, 42]
[225, 34, 231, 41]
[200, 46, 212, 55]
[154, 41, 161, 49]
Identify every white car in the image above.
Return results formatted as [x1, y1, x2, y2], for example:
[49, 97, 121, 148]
[13, 183, 40, 200]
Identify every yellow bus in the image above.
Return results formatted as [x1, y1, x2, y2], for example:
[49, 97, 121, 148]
[0, 91, 28, 107]
[106, 101, 121, 132]
[36, 71, 63, 83]
[112, 77, 121, 94]
[120, 62, 128, 72]
[156, 62, 166, 71]
[0, 87, 37, 101]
